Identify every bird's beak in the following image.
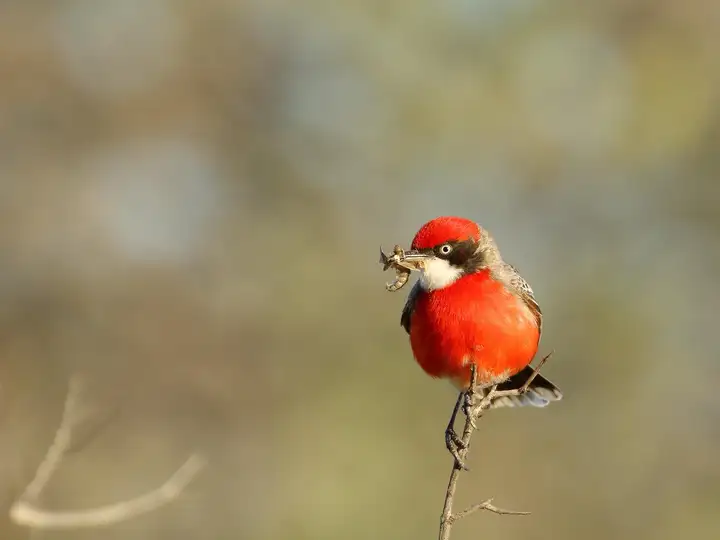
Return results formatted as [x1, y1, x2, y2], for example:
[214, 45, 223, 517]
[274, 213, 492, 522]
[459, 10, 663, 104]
[395, 249, 432, 271]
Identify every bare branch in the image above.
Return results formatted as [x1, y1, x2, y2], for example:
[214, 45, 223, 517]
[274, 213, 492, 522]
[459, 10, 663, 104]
[438, 355, 554, 540]
[10, 455, 206, 529]
[19, 376, 84, 503]
[10, 375, 207, 530]
[452, 498, 531, 522]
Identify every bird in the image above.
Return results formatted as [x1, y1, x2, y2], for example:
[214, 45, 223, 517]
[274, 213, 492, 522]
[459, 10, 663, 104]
[393, 216, 562, 409]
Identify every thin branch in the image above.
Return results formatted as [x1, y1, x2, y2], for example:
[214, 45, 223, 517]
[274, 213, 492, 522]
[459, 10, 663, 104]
[438, 355, 554, 540]
[451, 498, 530, 523]
[10, 375, 207, 530]
[21, 376, 84, 502]
[10, 455, 206, 529]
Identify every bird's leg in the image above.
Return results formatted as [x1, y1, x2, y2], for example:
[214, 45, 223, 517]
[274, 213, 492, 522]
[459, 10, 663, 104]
[461, 364, 502, 430]
[444, 364, 481, 470]
[462, 384, 479, 429]
[464, 385, 498, 428]
[461, 364, 481, 428]
[444, 391, 469, 470]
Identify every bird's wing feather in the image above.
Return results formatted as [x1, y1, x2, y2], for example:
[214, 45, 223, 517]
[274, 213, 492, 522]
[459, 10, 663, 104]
[400, 280, 423, 334]
[503, 263, 543, 335]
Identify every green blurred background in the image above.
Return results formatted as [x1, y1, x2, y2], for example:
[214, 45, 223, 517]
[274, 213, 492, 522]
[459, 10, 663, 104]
[1, 1, 719, 539]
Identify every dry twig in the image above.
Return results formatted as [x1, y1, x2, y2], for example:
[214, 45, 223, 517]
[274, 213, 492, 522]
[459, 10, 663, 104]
[438, 354, 553, 540]
[10, 375, 207, 530]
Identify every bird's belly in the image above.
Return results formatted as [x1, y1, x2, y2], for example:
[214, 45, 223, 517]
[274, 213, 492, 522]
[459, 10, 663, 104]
[409, 280, 539, 386]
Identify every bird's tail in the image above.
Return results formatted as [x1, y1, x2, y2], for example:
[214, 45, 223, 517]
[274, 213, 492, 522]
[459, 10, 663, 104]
[483, 367, 563, 409]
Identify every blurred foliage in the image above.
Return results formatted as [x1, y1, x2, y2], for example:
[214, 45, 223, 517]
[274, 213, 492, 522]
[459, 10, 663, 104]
[0, 1, 719, 539]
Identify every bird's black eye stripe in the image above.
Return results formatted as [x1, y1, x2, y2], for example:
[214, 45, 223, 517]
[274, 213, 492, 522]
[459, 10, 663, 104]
[436, 238, 478, 265]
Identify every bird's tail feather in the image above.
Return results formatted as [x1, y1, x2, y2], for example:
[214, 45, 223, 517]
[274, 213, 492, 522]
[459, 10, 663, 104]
[483, 367, 563, 409]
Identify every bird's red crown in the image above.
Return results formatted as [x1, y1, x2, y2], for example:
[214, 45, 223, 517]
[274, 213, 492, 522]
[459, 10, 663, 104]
[411, 216, 481, 250]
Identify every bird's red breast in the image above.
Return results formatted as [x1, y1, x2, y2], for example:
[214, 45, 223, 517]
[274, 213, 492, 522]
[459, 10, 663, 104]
[409, 268, 540, 388]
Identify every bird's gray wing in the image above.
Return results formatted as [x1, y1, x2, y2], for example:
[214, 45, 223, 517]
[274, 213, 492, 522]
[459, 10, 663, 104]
[503, 263, 543, 336]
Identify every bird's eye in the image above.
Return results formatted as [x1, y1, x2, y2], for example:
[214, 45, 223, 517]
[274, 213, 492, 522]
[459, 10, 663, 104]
[439, 244, 453, 255]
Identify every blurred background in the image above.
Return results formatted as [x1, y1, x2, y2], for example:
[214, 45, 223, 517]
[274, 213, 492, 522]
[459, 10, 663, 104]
[1, 1, 719, 539]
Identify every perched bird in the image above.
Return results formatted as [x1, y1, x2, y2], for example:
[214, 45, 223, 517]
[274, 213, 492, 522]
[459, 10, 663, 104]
[394, 216, 562, 409]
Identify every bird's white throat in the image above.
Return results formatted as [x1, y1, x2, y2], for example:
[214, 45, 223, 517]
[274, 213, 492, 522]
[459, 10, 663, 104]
[418, 257, 463, 290]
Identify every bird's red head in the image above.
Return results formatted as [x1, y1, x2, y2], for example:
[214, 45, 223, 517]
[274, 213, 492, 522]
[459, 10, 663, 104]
[390, 216, 496, 291]
[411, 216, 481, 250]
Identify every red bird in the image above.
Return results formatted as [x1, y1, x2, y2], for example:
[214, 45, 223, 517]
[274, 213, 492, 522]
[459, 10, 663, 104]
[394, 216, 562, 408]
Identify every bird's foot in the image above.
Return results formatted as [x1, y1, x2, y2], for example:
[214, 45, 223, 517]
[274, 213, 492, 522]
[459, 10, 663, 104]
[445, 425, 469, 470]
[445, 389, 474, 470]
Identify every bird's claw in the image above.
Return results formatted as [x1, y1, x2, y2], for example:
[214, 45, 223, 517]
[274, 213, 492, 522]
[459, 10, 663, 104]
[445, 427, 469, 471]
[443, 386, 479, 470]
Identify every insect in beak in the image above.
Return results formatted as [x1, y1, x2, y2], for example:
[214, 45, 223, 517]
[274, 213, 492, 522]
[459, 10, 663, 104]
[379, 246, 431, 292]
[392, 249, 430, 271]
[379, 245, 411, 292]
